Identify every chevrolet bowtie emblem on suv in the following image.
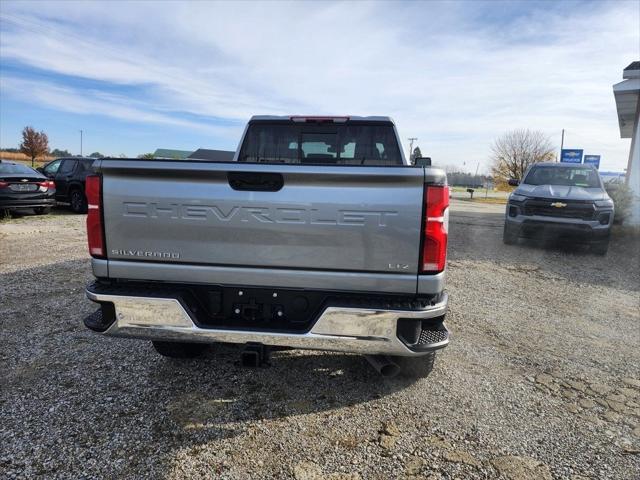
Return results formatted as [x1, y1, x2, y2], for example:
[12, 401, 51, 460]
[550, 202, 567, 208]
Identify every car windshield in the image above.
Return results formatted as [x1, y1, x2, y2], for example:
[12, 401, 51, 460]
[238, 122, 403, 165]
[524, 166, 601, 187]
[0, 162, 38, 175]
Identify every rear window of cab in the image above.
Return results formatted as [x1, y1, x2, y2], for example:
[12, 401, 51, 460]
[238, 122, 403, 165]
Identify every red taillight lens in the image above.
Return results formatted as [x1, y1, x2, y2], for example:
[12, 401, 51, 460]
[36, 180, 55, 191]
[421, 185, 449, 273]
[86, 175, 105, 258]
[0, 181, 9, 189]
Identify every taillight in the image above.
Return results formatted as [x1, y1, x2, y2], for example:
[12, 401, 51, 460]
[0, 181, 9, 189]
[420, 185, 449, 273]
[86, 175, 105, 258]
[37, 180, 55, 192]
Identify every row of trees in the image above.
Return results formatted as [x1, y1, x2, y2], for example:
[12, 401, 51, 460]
[436, 129, 555, 188]
[9, 126, 155, 165]
[16, 125, 554, 178]
[15, 126, 105, 166]
[411, 129, 555, 186]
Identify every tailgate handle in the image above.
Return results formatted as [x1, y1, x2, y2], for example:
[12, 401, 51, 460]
[228, 172, 283, 192]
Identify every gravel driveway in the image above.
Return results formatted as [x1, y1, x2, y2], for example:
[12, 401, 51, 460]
[1, 203, 639, 479]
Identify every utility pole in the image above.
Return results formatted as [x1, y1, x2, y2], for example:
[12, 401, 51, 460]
[80, 130, 83, 157]
[559, 128, 564, 162]
[407, 137, 417, 163]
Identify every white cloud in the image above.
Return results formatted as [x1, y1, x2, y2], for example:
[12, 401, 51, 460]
[0, 75, 242, 139]
[0, 1, 638, 171]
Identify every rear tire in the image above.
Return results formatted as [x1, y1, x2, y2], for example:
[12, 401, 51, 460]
[393, 352, 436, 379]
[503, 223, 518, 245]
[152, 341, 208, 359]
[70, 189, 88, 214]
[34, 207, 51, 215]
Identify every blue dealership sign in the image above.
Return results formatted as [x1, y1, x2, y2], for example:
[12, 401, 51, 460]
[560, 149, 583, 163]
[583, 155, 600, 169]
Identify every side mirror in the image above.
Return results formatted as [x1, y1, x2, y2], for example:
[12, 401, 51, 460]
[508, 178, 519, 186]
[414, 156, 431, 167]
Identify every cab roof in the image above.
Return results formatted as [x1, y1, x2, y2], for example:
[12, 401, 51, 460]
[249, 115, 395, 124]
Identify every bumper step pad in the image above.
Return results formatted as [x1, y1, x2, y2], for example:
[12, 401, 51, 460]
[83, 306, 116, 333]
[417, 327, 449, 345]
[407, 324, 449, 352]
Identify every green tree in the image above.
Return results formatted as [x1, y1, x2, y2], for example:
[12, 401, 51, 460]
[89, 152, 104, 158]
[137, 153, 155, 159]
[51, 148, 72, 158]
[19, 126, 49, 167]
[412, 146, 422, 160]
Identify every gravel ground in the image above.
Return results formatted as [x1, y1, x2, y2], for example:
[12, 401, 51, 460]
[1, 202, 639, 479]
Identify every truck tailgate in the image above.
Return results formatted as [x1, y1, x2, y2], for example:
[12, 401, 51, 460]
[98, 160, 424, 293]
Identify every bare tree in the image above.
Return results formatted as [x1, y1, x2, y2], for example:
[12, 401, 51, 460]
[19, 126, 49, 167]
[490, 129, 555, 183]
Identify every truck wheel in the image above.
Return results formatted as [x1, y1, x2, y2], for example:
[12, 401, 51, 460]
[503, 223, 518, 245]
[393, 352, 436, 379]
[70, 189, 88, 213]
[592, 240, 609, 256]
[34, 207, 51, 215]
[152, 341, 208, 359]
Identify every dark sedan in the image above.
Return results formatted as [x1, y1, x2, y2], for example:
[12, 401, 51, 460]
[0, 161, 56, 214]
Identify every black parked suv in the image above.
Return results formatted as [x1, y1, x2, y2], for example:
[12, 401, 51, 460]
[40, 157, 95, 213]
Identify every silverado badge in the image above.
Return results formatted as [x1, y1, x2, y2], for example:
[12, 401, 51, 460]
[550, 202, 567, 208]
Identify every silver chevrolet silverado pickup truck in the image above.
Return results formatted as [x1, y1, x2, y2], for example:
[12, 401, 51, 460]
[83, 116, 450, 377]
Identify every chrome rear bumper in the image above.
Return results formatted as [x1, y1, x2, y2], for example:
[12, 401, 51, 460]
[86, 289, 449, 357]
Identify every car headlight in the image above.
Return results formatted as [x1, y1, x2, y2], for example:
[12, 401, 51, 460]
[595, 199, 614, 208]
[509, 194, 527, 202]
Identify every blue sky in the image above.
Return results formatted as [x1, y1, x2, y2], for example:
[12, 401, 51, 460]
[0, 0, 638, 171]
